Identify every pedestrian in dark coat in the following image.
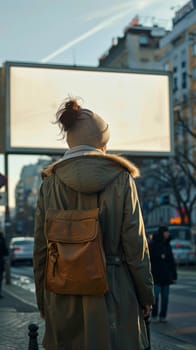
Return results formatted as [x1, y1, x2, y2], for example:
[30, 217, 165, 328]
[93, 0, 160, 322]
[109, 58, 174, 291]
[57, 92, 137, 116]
[34, 97, 154, 350]
[0, 231, 8, 298]
[149, 226, 177, 322]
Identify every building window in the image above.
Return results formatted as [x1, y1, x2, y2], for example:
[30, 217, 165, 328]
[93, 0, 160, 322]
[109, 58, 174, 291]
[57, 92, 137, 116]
[173, 77, 178, 92]
[194, 115, 196, 128]
[181, 61, 186, 68]
[160, 194, 170, 205]
[193, 91, 196, 103]
[140, 58, 149, 62]
[192, 66, 196, 80]
[164, 63, 169, 71]
[139, 36, 149, 46]
[192, 43, 196, 56]
[182, 72, 187, 89]
[173, 66, 177, 73]
[182, 93, 188, 105]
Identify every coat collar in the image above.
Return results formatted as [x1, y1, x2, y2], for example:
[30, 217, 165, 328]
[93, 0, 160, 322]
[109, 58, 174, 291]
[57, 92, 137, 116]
[42, 146, 140, 178]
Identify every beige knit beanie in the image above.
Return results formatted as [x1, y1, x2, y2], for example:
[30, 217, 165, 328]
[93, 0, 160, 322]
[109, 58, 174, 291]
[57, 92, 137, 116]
[67, 108, 110, 148]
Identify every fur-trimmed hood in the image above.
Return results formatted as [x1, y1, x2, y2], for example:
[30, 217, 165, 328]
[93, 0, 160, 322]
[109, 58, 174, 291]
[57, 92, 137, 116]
[42, 147, 139, 194]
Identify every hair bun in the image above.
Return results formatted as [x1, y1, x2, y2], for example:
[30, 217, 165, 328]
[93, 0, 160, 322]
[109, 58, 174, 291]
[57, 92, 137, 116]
[65, 100, 79, 111]
[56, 98, 81, 132]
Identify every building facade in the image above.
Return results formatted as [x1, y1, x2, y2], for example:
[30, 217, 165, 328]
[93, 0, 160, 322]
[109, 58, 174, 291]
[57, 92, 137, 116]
[159, 1, 196, 163]
[15, 158, 50, 236]
[98, 3, 196, 228]
[99, 16, 167, 70]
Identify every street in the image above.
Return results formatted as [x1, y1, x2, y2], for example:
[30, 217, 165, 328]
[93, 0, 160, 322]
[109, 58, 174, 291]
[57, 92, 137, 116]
[34, 265, 196, 346]
[151, 267, 196, 346]
[0, 265, 196, 350]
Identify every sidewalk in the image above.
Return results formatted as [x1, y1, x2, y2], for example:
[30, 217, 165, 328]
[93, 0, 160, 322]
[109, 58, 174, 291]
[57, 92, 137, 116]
[0, 282, 191, 350]
[0, 283, 45, 350]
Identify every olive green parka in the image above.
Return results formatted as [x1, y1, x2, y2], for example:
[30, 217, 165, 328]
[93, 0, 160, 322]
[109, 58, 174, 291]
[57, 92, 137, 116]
[33, 147, 154, 350]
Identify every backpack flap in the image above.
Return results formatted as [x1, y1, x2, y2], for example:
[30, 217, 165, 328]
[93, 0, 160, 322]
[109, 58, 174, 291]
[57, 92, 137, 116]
[46, 208, 98, 243]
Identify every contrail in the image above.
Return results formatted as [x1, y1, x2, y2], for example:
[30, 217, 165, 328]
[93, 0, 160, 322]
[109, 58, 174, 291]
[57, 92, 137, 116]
[41, 8, 132, 63]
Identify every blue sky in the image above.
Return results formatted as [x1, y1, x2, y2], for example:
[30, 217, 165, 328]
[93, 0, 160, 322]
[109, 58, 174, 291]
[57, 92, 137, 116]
[0, 0, 188, 67]
[0, 0, 189, 210]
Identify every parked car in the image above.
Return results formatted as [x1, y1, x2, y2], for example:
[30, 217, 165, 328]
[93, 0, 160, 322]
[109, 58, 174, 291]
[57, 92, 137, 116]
[9, 237, 34, 265]
[170, 239, 196, 265]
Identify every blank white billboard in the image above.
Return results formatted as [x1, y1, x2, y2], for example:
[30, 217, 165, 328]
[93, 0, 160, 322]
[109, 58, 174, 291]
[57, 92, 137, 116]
[5, 62, 174, 156]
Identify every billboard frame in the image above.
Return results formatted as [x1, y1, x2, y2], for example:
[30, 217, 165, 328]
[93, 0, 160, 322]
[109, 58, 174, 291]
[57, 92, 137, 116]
[3, 61, 174, 157]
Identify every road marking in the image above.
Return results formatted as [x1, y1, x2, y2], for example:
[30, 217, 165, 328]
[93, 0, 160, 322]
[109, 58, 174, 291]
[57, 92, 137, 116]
[178, 345, 196, 350]
[172, 285, 187, 289]
[176, 326, 196, 334]
[178, 270, 196, 277]
[169, 312, 196, 318]
[3, 286, 37, 309]
[170, 294, 195, 305]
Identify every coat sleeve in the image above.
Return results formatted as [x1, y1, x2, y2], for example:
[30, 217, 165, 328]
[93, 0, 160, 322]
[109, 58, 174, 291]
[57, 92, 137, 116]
[121, 175, 154, 306]
[33, 183, 47, 313]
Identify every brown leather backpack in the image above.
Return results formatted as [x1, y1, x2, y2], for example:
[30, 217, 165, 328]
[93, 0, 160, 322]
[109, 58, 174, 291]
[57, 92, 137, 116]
[44, 208, 108, 295]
